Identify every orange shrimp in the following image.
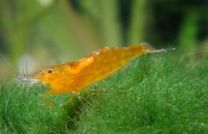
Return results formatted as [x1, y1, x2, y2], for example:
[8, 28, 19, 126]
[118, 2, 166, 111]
[26, 44, 174, 95]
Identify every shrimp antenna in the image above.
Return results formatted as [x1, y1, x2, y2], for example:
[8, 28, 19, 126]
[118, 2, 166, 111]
[25, 54, 29, 76]
[0, 54, 17, 73]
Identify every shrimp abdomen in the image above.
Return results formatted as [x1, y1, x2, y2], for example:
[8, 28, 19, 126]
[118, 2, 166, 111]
[69, 45, 150, 90]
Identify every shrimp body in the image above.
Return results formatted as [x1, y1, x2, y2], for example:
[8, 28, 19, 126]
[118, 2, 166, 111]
[32, 44, 157, 94]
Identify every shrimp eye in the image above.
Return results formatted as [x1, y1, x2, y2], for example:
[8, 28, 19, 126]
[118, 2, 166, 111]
[48, 69, 53, 73]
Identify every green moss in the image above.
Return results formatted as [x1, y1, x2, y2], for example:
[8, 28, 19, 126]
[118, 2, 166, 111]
[0, 51, 208, 134]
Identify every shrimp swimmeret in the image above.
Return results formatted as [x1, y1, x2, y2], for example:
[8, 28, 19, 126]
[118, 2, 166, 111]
[21, 44, 175, 95]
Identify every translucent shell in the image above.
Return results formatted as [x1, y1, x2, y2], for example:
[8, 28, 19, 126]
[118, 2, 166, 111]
[33, 45, 152, 94]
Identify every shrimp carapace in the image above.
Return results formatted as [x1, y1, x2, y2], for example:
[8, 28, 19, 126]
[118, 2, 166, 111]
[30, 44, 173, 94]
